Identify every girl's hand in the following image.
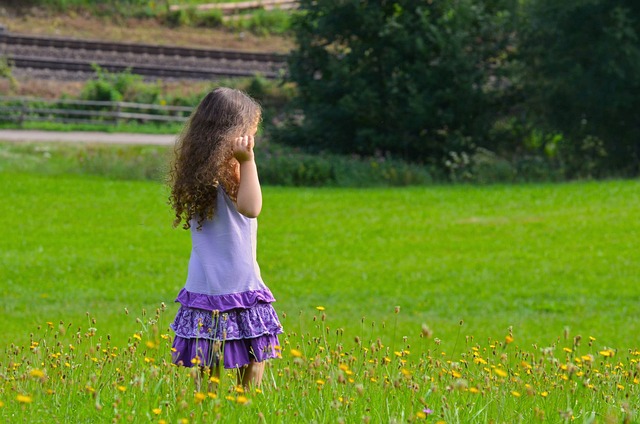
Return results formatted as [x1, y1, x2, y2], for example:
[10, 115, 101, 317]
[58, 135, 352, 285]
[232, 135, 255, 163]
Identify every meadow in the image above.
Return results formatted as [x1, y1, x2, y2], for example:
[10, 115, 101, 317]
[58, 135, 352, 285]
[1, 146, 640, 422]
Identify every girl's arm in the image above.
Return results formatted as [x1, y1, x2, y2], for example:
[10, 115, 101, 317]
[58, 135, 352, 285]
[232, 135, 262, 218]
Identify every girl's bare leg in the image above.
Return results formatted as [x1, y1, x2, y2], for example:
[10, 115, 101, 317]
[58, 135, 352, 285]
[237, 359, 265, 388]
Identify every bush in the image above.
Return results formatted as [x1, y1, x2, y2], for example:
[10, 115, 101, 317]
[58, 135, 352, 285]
[256, 142, 432, 187]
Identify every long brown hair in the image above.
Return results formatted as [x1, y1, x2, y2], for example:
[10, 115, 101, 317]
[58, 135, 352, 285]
[168, 87, 261, 230]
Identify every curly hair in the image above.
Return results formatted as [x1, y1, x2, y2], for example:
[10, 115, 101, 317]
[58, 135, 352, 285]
[168, 87, 262, 230]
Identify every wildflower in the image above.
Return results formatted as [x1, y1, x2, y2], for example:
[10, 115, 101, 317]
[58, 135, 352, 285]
[290, 349, 303, 358]
[194, 392, 206, 403]
[207, 392, 217, 399]
[423, 408, 434, 415]
[540, 391, 549, 397]
[469, 387, 480, 394]
[494, 368, 508, 378]
[316, 379, 325, 385]
[316, 306, 326, 311]
[29, 369, 44, 378]
[152, 408, 161, 415]
[16, 394, 33, 403]
[505, 335, 514, 344]
[511, 391, 521, 397]
[133, 333, 142, 341]
[146, 341, 156, 349]
[599, 349, 615, 357]
[117, 386, 127, 392]
[421, 323, 433, 338]
[236, 396, 249, 405]
[0, 401, 3, 407]
[209, 376, 220, 384]
[235, 386, 245, 394]
[563, 347, 573, 353]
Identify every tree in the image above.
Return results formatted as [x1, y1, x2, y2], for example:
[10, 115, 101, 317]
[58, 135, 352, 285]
[281, 0, 514, 165]
[519, 0, 640, 176]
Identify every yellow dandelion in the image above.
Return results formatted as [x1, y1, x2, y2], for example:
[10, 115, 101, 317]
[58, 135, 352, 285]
[179, 419, 188, 424]
[16, 394, 33, 404]
[511, 391, 521, 397]
[255, 388, 262, 394]
[599, 349, 615, 358]
[315, 306, 325, 311]
[505, 335, 514, 344]
[416, 411, 427, 419]
[469, 387, 480, 394]
[190, 357, 201, 365]
[494, 368, 508, 378]
[474, 357, 487, 365]
[316, 379, 325, 385]
[589, 336, 596, 341]
[159, 421, 166, 424]
[617, 384, 624, 390]
[290, 349, 303, 358]
[146, 341, 156, 349]
[207, 392, 217, 399]
[0, 401, 4, 407]
[152, 408, 161, 415]
[29, 369, 45, 378]
[236, 396, 249, 404]
[401, 368, 412, 377]
[133, 333, 142, 341]
[563, 347, 572, 353]
[194, 392, 206, 403]
[235, 386, 245, 394]
[540, 391, 549, 397]
[209, 376, 220, 384]
[117, 386, 127, 392]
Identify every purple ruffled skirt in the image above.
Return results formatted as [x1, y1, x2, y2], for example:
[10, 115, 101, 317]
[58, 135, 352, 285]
[170, 301, 283, 369]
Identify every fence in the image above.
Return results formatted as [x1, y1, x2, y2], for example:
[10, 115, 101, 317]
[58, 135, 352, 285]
[0, 96, 193, 126]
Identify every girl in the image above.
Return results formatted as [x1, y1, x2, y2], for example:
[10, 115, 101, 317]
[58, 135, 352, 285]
[168, 87, 282, 388]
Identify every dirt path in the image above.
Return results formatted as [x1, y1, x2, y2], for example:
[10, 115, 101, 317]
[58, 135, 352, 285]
[0, 130, 176, 145]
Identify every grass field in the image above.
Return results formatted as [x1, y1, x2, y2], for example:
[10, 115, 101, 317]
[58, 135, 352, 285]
[1, 164, 640, 421]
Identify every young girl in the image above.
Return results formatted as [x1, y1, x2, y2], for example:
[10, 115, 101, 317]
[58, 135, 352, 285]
[168, 87, 282, 388]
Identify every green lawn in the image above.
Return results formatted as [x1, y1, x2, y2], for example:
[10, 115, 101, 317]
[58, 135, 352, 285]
[2, 170, 640, 422]
[2, 172, 639, 352]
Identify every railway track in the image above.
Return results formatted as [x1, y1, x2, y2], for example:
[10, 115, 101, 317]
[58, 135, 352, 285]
[0, 32, 288, 81]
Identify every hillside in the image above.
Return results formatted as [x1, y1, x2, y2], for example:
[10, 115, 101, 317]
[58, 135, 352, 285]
[0, 9, 294, 53]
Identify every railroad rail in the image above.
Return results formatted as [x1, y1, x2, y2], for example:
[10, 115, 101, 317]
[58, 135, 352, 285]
[0, 32, 288, 81]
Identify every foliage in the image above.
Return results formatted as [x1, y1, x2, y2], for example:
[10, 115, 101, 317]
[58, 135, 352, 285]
[0, 142, 433, 187]
[518, 0, 640, 177]
[80, 65, 161, 104]
[282, 0, 515, 167]
[7, 0, 292, 34]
